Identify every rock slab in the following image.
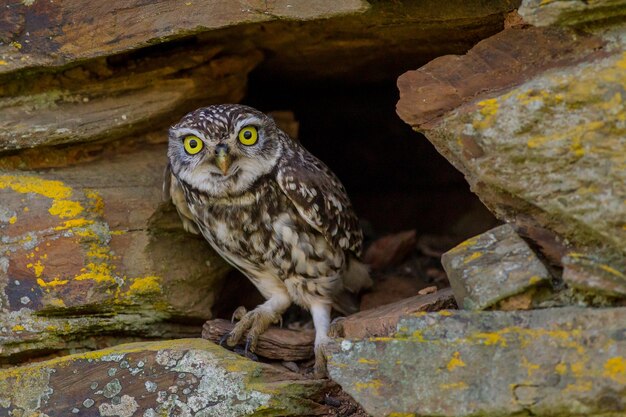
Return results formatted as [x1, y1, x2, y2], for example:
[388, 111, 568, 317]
[442, 224, 551, 310]
[328, 307, 626, 417]
[397, 19, 626, 274]
[0, 338, 331, 416]
[0, 145, 230, 362]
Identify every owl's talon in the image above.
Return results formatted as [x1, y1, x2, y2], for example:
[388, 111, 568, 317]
[244, 336, 257, 358]
[232, 306, 248, 323]
[227, 307, 276, 351]
[328, 316, 346, 338]
[234, 346, 259, 362]
[219, 332, 231, 347]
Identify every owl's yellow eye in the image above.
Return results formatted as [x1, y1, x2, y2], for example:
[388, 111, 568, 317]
[238, 126, 258, 146]
[183, 136, 204, 155]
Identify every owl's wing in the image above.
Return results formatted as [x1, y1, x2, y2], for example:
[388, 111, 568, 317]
[163, 163, 200, 235]
[276, 145, 363, 256]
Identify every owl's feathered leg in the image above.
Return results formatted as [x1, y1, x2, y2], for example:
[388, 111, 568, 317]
[226, 291, 291, 352]
[310, 301, 332, 378]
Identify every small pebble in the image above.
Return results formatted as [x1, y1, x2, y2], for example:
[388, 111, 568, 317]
[282, 361, 300, 373]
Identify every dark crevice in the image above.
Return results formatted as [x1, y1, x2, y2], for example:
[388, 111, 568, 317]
[243, 76, 497, 236]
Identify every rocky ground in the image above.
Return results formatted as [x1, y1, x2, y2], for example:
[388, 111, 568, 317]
[1, 0, 626, 416]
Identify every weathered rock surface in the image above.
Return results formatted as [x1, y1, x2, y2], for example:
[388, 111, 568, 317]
[0, 145, 230, 362]
[0, 0, 519, 151]
[0, 0, 368, 75]
[563, 253, 626, 298]
[328, 307, 626, 417]
[396, 12, 626, 277]
[442, 224, 551, 310]
[0, 338, 332, 416]
[0, 46, 262, 151]
[519, 0, 626, 27]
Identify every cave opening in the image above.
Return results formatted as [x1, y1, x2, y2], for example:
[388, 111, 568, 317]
[243, 74, 497, 239]
[213, 69, 499, 319]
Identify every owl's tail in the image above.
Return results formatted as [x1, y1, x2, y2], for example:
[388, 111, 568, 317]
[332, 258, 373, 315]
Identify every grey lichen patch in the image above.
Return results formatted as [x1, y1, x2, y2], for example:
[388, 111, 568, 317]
[103, 378, 122, 399]
[0, 339, 329, 416]
[155, 349, 185, 369]
[99, 394, 139, 417]
[0, 366, 54, 414]
[163, 350, 272, 416]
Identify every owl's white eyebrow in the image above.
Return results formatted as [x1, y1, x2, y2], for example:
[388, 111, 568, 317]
[234, 117, 261, 131]
[171, 127, 210, 142]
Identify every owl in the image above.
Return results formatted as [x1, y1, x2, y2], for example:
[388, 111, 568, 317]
[165, 104, 371, 376]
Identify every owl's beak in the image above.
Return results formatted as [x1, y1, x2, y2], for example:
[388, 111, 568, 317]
[215, 144, 231, 175]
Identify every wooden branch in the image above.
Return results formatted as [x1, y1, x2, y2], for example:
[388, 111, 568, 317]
[202, 319, 315, 361]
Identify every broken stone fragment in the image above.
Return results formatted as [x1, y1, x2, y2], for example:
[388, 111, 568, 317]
[0, 145, 230, 363]
[332, 287, 455, 339]
[562, 253, 626, 298]
[328, 307, 626, 417]
[363, 230, 417, 271]
[0, 338, 332, 416]
[442, 224, 551, 310]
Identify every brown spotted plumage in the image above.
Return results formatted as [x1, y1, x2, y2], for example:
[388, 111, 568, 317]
[165, 104, 371, 376]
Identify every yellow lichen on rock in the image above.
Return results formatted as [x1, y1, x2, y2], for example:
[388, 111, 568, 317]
[603, 356, 626, 384]
[446, 351, 466, 371]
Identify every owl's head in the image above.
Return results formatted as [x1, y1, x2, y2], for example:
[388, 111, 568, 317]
[168, 104, 284, 197]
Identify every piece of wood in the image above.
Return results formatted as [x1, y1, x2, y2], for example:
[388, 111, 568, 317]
[202, 319, 315, 361]
[335, 288, 456, 339]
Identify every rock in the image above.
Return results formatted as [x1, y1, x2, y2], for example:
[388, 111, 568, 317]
[333, 288, 455, 339]
[442, 224, 551, 310]
[0, 46, 262, 151]
[0, 338, 332, 416]
[519, 0, 626, 27]
[363, 230, 417, 271]
[563, 253, 626, 298]
[328, 307, 626, 417]
[0, 145, 230, 363]
[0, 1, 517, 79]
[0, 0, 369, 75]
[396, 19, 626, 277]
[0, 1, 518, 151]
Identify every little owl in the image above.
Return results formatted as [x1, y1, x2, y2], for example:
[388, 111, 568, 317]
[165, 104, 371, 375]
